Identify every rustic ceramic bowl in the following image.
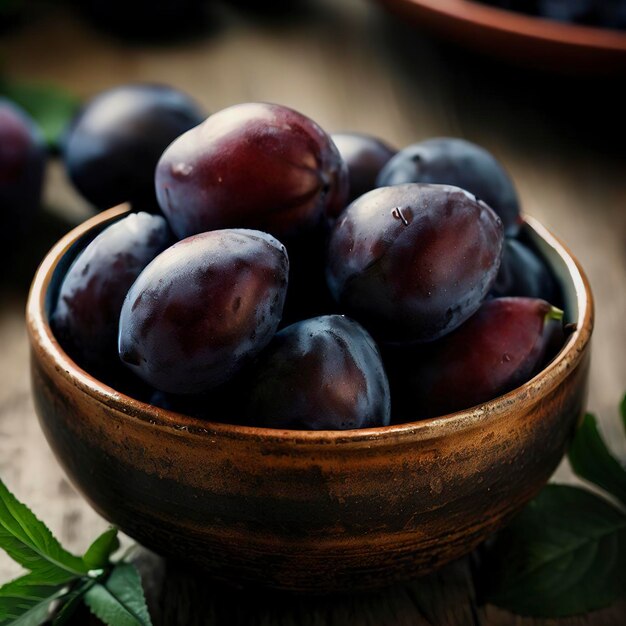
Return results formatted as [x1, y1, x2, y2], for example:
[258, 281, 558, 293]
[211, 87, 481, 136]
[375, 0, 626, 73]
[28, 205, 593, 593]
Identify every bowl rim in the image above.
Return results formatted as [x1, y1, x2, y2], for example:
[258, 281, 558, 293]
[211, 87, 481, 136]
[380, 0, 626, 52]
[27, 205, 594, 445]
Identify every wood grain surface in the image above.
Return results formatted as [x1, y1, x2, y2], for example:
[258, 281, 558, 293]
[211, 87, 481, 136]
[1, 0, 625, 623]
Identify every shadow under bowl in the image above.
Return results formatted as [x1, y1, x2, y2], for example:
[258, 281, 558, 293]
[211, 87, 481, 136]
[27, 205, 593, 593]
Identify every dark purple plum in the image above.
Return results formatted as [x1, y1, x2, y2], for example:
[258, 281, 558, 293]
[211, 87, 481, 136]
[327, 184, 504, 344]
[51, 212, 173, 377]
[377, 138, 522, 236]
[331, 132, 397, 205]
[63, 84, 204, 211]
[118, 229, 289, 394]
[0, 98, 46, 247]
[597, 0, 626, 28]
[245, 315, 390, 430]
[539, 0, 596, 22]
[155, 102, 348, 240]
[481, 0, 626, 28]
[492, 238, 558, 301]
[385, 297, 565, 420]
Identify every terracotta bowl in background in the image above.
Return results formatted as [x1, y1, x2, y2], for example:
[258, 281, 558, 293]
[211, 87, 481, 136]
[27, 206, 593, 593]
[375, 0, 626, 73]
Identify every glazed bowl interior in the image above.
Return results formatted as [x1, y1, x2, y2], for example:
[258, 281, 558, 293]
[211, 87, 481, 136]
[28, 205, 593, 592]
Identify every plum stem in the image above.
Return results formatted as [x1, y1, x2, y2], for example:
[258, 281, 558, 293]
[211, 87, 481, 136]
[546, 306, 564, 323]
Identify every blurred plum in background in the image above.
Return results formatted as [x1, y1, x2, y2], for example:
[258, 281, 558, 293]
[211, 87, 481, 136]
[0, 98, 46, 253]
[480, 0, 626, 29]
[63, 84, 204, 212]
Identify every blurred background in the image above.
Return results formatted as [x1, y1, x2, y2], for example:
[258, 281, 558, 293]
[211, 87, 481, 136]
[1, 0, 625, 590]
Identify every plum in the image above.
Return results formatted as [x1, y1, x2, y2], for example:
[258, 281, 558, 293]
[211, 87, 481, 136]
[377, 138, 521, 236]
[245, 315, 391, 429]
[155, 102, 348, 240]
[385, 297, 565, 419]
[327, 184, 504, 344]
[0, 98, 46, 247]
[482, 0, 626, 28]
[63, 84, 204, 211]
[51, 212, 173, 377]
[118, 229, 289, 394]
[492, 238, 558, 302]
[331, 132, 397, 205]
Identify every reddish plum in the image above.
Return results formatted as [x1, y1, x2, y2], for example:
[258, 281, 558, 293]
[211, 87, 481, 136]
[386, 297, 565, 419]
[155, 102, 348, 240]
[0, 99, 45, 246]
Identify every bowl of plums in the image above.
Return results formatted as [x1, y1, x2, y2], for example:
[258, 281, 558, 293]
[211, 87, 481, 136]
[26, 85, 593, 593]
[376, 0, 626, 72]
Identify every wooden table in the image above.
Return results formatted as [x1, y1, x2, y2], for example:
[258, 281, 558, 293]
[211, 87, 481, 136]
[1, 1, 625, 623]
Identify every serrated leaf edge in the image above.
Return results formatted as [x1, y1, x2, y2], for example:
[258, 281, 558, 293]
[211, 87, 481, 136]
[51, 580, 96, 626]
[0, 573, 67, 625]
[84, 564, 152, 626]
[0, 480, 87, 579]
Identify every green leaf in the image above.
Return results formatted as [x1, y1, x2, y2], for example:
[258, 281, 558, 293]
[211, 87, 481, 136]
[0, 478, 88, 584]
[82, 528, 119, 571]
[84, 564, 152, 626]
[568, 412, 626, 506]
[483, 485, 626, 617]
[0, 573, 66, 626]
[0, 80, 78, 149]
[51, 580, 95, 626]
